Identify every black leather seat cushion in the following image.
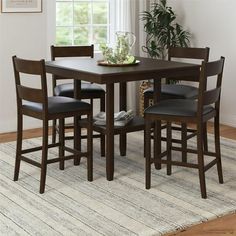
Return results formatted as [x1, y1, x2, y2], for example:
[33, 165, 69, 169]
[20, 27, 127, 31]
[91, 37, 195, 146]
[144, 99, 214, 117]
[23, 96, 90, 114]
[54, 82, 105, 98]
[144, 84, 198, 99]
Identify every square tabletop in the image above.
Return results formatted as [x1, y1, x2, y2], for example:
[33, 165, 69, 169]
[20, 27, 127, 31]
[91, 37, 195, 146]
[46, 54, 201, 84]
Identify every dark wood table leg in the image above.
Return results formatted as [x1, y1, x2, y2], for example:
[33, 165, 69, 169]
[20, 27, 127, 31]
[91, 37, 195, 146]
[106, 83, 114, 180]
[153, 78, 162, 170]
[74, 80, 81, 165]
[119, 82, 127, 156]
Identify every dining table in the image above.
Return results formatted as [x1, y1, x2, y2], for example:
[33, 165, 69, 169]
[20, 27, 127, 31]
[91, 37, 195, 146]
[45, 54, 201, 181]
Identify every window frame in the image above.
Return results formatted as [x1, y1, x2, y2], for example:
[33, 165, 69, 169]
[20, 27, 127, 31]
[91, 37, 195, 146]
[55, 0, 114, 49]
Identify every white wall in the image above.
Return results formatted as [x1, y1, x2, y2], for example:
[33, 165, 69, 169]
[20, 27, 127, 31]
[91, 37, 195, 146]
[168, 0, 236, 127]
[0, 0, 55, 133]
[1, 0, 236, 133]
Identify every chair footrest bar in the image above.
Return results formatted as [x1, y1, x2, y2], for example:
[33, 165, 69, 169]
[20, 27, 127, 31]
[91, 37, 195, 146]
[21, 143, 60, 154]
[160, 151, 168, 158]
[170, 125, 196, 133]
[171, 146, 217, 157]
[204, 151, 218, 157]
[151, 158, 199, 169]
[150, 151, 167, 164]
[63, 146, 83, 155]
[186, 132, 197, 140]
[21, 156, 41, 168]
[64, 136, 74, 140]
[204, 159, 217, 171]
[56, 123, 74, 129]
[161, 137, 182, 144]
[47, 155, 76, 164]
[63, 146, 89, 158]
[81, 134, 101, 139]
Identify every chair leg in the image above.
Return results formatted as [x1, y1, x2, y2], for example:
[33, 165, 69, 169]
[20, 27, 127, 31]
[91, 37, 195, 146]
[100, 95, 106, 157]
[40, 120, 49, 194]
[143, 94, 150, 158]
[87, 113, 93, 182]
[154, 120, 162, 170]
[197, 123, 207, 199]
[214, 116, 223, 184]
[59, 118, 65, 170]
[166, 122, 172, 175]
[143, 95, 151, 158]
[119, 134, 127, 156]
[74, 116, 81, 165]
[145, 120, 152, 189]
[144, 94, 150, 110]
[51, 119, 57, 144]
[181, 123, 187, 163]
[203, 122, 208, 152]
[14, 112, 23, 181]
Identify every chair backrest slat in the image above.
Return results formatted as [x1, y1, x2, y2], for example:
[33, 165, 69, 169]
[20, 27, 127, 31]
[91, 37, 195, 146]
[205, 59, 225, 77]
[168, 47, 210, 61]
[17, 85, 44, 103]
[14, 58, 45, 75]
[51, 45, 94, 60]
[50, 45, 94, 90]
[203, 88, 221, 106]
[198, 57, 225, 114]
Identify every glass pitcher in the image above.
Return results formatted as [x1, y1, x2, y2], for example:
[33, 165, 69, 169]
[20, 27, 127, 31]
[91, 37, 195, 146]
[115, 31, 136, 63]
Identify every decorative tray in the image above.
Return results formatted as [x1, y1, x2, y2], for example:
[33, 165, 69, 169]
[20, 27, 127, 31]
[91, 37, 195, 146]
[97, 60, 140, 67]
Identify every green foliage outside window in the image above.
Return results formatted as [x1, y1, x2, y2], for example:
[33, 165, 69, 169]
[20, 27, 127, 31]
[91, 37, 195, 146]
[56, 0, 109, 46]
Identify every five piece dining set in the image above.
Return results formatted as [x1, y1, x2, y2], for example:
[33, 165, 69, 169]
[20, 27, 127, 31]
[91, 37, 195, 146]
[12, 44, 225, 198]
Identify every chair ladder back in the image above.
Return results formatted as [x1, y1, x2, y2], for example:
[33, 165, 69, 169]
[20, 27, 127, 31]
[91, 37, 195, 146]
[50, 45, 95, 91]
[12, 56, 48, 106]
[198, 57, 225, 112]
[166, 47, 210, 84]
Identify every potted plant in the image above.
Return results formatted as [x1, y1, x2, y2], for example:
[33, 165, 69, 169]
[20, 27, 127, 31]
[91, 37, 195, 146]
[141, 0, 190, 59]
[139, 0, 191, 115]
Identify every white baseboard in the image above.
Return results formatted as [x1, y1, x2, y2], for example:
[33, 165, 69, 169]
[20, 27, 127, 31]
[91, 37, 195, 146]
[0, 117, 74, 133]
[220, 114, 236, 128]
[0, 118, 41, 133]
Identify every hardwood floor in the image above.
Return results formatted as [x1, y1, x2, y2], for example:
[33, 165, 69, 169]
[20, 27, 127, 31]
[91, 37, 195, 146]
[0, 123, 236, 236]
[0, 127, 53, 143]
[167, 213, 236, 236]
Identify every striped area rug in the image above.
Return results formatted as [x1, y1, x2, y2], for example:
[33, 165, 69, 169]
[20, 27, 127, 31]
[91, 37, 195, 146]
[0, 131, 235, 236]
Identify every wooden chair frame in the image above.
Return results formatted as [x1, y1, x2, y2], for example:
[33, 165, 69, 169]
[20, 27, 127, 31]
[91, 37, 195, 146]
[50, 45, 105, 157]
[13, 56, 93, 193]
[144, 47, 210, 162]
[145, 57, 225, 198]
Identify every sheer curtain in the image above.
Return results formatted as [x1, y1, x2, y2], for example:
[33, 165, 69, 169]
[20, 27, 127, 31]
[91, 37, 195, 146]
[114, 0, 154, 113]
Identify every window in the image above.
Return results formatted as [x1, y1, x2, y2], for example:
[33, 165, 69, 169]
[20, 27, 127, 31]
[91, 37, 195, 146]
[56, 0, 111, 48]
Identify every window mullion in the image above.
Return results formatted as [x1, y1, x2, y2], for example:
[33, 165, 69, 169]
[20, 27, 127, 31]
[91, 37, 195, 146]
[72, 1, 74, 45]
[56, 0, 111, 47]
[90, 0, 93, 45]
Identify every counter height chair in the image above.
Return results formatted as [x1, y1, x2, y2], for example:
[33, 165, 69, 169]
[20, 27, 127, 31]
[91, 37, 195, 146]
[144, 47, 210, 163]
[13, 56, 93, 194]
[51, 45, 105, 157]
[144, 57, 225, 198]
